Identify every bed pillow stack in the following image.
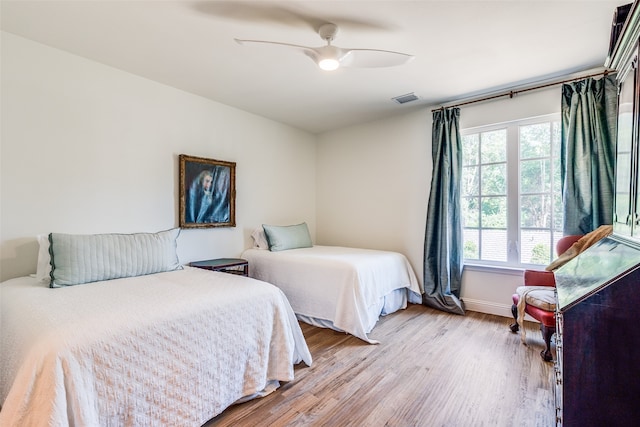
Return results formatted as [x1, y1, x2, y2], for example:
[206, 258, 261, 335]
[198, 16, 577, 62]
[262, 222, 313, 252]
[44, 228, 182, 287]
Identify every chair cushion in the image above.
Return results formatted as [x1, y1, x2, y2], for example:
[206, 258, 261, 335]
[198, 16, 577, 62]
[515, 286, 556, 311]
[512, 292, 556, 327]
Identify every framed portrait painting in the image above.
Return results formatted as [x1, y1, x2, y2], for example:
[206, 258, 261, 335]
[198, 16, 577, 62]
[179, 154, 236, 228]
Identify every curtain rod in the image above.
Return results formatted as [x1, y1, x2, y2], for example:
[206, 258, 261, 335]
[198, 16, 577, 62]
[431, 69, 614, 112]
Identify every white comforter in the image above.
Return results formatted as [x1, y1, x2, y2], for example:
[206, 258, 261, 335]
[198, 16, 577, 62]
[242, 246, 423, 344]
[0, 267, 311, 427]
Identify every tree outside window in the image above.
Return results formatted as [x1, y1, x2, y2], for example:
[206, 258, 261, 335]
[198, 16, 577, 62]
[461, 115, 562, 267]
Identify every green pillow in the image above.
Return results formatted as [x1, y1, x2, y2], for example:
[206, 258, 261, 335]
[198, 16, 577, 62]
[49, 228, 181, 287]
[262, 223, 313, 252]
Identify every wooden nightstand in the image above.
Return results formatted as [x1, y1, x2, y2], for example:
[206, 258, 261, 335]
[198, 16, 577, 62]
[189, 258, 249, 277]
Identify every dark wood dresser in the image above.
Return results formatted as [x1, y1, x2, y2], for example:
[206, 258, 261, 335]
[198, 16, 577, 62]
[554, 238, 640, 426]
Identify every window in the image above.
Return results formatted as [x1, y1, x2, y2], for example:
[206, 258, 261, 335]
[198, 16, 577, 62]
[461, 114, 563, 268]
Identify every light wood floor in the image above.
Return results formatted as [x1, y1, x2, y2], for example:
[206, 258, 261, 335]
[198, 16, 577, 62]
[206, 305, 554, 427]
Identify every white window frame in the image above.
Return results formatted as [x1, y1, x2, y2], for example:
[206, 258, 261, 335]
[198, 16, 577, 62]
[461, 113, 562, 269]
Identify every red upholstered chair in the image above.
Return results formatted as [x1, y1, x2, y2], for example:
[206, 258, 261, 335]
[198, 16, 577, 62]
[509, 234, 583, 361]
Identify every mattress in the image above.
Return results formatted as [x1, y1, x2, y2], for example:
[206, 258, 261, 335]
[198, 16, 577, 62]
[0, 267, 311, 426]
[242, 246, 423, 343]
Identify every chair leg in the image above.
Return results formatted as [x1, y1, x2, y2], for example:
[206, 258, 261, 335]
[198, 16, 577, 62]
[509, 304, 519, 332]
[540, 324, 555, 362]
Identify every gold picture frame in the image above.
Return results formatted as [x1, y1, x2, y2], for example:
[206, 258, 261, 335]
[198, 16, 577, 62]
[179, 154, 236, 228]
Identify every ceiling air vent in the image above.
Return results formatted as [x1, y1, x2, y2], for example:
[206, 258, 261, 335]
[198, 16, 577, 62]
[392, 92, 419, 104]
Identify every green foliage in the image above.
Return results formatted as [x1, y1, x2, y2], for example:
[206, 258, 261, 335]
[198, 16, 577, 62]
[530, 243, 550, 265]
[521, 194, 551, 228]
[464, 240, 478, 259]
[520, 123, 551, 158]
[481, 164, 506, 195]
[462, 166, 479, 196]
[481, 197, 506, 228]
[463, 197, 479, 227]
[462, 134, 479, 166]
[480, 130, 506, 163]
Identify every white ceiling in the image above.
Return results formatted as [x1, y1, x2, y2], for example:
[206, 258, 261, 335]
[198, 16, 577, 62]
[0, 0, 629, 134]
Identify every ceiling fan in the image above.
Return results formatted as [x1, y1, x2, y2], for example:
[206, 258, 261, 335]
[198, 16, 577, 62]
[235, 23, 414, 71]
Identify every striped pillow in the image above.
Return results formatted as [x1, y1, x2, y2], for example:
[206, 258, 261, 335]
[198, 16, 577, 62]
[49, 229, 181, 287]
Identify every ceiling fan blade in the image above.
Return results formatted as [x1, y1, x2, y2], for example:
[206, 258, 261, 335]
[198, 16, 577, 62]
[234, 38, 315, 53]
[339, 48, 415, 68]
[236, 39, 349, 70]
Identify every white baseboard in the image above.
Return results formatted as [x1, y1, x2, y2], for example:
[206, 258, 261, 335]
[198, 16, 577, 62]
[462, 298, 513, 318]
[462, 298, 537, 323]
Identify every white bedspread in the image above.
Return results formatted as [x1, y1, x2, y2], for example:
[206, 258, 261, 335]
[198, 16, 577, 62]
[0, 267, 311, 427]
[242, 246, 423, 344]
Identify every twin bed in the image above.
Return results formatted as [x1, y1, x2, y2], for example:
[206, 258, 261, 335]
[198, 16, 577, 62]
[0, 225, 422, 425]
[243, 224, 423, 344]
[0, 230, 311, 426]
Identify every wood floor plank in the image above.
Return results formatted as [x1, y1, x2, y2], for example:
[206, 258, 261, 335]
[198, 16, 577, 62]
[205, 305, 554, 426]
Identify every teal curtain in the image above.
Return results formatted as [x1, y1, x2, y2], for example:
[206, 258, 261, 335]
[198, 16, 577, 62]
[423, 108, 465, 315]
[561, 75, 618, 235]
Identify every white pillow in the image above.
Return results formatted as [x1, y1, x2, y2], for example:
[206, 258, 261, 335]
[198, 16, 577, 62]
[251, 227, 269, 250]
[35, 234, 52, 283]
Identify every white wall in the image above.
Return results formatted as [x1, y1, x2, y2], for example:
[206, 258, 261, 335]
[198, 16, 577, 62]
[0, 33, 316, 281]
[316, 109, 431, 285]
[316, 87, 561, 317]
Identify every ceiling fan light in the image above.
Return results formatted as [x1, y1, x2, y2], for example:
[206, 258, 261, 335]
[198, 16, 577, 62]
[318, 58, 340, 71]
